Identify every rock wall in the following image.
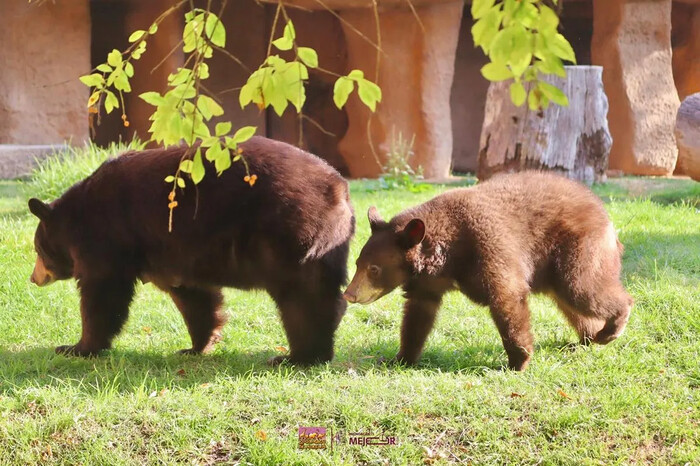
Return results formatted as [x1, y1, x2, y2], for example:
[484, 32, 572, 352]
[0, 0, 90, 145]
[672, 1, 700, 100]
[338, 1, 464, 179]
[592, 0, 680, 175]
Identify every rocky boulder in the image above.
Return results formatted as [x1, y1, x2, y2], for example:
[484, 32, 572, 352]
[675, 93, 700, 181]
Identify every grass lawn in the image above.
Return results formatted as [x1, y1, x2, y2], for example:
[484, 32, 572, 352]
[0, 148, 698, 464]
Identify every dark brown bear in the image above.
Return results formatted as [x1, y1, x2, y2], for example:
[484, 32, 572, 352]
[343, 172, 633, 371]
[28, 136, 354, 365]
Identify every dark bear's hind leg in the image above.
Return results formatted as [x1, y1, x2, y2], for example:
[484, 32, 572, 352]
[169, 287, 227, 354]
[489, 291, 534, 371]
[56, 277, 135, 357]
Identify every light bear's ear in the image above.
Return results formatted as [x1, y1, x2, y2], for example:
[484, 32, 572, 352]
[400, 218, 425, 248]
[28, 198, 52, 221]
[368, 206, 387, 233]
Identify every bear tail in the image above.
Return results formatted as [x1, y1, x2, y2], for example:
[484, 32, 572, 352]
[302, 177, 354, 263]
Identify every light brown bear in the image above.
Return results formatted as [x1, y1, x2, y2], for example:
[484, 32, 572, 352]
[343, 172, 633, 371]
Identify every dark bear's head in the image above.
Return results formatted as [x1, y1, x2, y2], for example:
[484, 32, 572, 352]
[28, 198, 73, 286]
[343, 206, 425, 304]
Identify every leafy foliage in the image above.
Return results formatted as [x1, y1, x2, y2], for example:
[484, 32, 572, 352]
[471, 0, 576, 109]
[78, 8, 382, 230]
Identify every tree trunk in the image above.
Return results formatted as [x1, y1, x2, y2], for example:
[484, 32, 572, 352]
[477, 66, 612, 185]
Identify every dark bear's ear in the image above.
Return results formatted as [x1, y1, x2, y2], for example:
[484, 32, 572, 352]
[399, 218, 425, 248]
[28, 198, 52, 221]
[368, 206, 387, 232]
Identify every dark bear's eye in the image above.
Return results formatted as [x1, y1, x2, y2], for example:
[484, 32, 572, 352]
[368, 265, 381, 278]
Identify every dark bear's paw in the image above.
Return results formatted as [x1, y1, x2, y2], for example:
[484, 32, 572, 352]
[268, 354, 332, 366]
[384, 353, 418, 367]
[55, 345, 101, 357]
[268, 355, 290, 366]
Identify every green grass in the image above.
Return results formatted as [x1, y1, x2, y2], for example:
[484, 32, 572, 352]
[0, 152, 698, 464]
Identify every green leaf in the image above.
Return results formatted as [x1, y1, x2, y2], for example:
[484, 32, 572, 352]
[262, 73, 288, 116]
[132, 42, 147, 60]
[538, 5, 559, 30]
[357, 79, 382, 112]
[169, 68, 192, 86]
[197, 95, 224, 120]
[107, 49, 122, 67]
[272, 20, 295, 51]
[549, 33, 576, 64]
[490, 26, 516, 65]
[297, 47, 318, 68]
[87, 91, 100, 108]
[472, 7, 502, 52]
[206, 143, 231, 174]
[205, 13, 226, 47]
[195, 63, 210, 80]
[471, 0, 496, 19]
[128, 30, 146, 43]
[140, 91, 165, 106]
[149, 23, 158, 34]
[113, 73, 132, 92]
[513, 3, 538, 29]
[283, 20, 296, 42]
[215, 122, 232, 137]
[192, 148, 205, 184]
[96, 64, 113, 73]
[348, 69, 364, 80]
[164, 175, 175, 183]
[272, 36, 293, 51]
[179, 159, 194, 174]
[528, 88, 540, 110]
[509, 81, 527, 106]
[480, 62, 512, 81]
[177, 177, 186, 188]
[538, 81, 568, 106]
[124, 62, 135, 78]
[104, 90, 119, 113]
[232, 126, 256, 144]
[333, 76, 354, 109]
[79, 73, 104, 87]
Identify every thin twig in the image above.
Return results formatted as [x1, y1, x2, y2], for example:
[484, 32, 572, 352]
[312, 0, 385, 56]
[404, 0, 425, 33]
[301, 114, 336, 137]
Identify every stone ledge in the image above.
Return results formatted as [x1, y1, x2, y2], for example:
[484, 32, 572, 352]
[0, 145, 68, 179]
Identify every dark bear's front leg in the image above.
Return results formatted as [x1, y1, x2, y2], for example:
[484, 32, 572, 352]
[395, 293, 443, 365]
[56, 277, 135, 357]
[168, 286, 227, 354]
[270, 290, 346, 366]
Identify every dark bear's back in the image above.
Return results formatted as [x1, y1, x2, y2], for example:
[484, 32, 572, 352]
[57, 137, 354, 290]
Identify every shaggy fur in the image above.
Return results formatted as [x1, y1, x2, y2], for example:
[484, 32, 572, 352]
[29, 136, 355, 365]
[344, 172, 633, 370]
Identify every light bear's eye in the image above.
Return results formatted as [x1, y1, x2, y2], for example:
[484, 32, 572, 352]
[368, 265, 381, 278]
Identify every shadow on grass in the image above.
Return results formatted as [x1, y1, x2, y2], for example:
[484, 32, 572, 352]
[0, 333, 596, 394]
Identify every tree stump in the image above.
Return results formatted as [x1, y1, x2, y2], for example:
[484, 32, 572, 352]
[477, 66, 612, 185]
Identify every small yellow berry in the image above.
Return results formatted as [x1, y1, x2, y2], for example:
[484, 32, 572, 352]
[244, 175, 250, 182]
[168, 201, 178, 209]
[167, 192, 175, 201]
[124, 120, 130, 127]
